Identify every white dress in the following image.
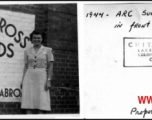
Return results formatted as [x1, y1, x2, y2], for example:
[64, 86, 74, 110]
[21, 45, 54, 111]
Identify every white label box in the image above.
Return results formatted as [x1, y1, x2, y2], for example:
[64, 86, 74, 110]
[124, 37, 152, 67]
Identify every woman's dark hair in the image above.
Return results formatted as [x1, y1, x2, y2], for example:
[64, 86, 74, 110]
[29, 30, 45, 43]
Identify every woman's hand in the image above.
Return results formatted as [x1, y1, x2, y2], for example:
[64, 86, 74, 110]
[45, 80, 51, 91]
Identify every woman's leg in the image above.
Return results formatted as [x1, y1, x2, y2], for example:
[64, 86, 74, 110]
[26, 109, 33, 114]
[38, 110, 45, 114]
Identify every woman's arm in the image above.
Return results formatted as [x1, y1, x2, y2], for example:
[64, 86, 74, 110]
[45, 61, 53, 91]
[20, 63, 28, 89]
[47, 61, 53, 81]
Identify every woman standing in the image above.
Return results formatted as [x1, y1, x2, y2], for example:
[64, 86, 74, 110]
[20, 30, 54, 114]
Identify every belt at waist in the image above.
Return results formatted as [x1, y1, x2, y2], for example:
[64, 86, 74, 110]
[28, 66, 46, 70]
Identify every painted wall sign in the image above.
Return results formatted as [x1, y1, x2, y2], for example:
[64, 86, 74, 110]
[124, 37, 152, 67]
[0, 9, 35, 102]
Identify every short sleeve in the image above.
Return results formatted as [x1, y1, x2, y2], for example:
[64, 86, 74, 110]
[24, 50, 28, 64]
[47, 48, 54, 62]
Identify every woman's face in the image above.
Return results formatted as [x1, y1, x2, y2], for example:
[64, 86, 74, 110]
[32, 34, 43, 46]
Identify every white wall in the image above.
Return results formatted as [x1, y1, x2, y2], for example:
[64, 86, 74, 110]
[0, 9, 34, 102]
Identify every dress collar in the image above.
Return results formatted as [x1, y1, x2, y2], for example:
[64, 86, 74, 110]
[30, 45, 45, 56]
